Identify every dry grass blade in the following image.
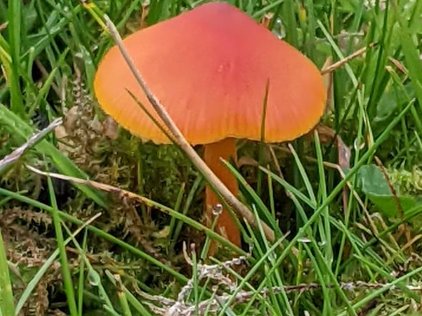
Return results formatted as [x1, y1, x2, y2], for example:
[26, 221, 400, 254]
[374, 156, 404, 219]
[102, 16, 275, 243]
[320, 44, 376, 75]
[0, 22, 7, 31]
[0, 118, 63, 173]
[25, 164, 164, 206]
[24, 165, 246, 253]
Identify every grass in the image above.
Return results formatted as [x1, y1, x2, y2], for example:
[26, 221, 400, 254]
[1, 0, 422, 315]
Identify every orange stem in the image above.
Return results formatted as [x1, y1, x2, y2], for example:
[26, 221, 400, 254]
[203, 138, 241, 248]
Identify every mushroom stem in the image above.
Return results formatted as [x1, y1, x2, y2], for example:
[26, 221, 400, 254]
[203, 138, 241, 248]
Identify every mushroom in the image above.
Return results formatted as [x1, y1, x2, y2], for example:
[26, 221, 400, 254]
[94, 2, 326, 249]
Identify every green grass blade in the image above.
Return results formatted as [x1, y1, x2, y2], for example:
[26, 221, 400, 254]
[0, 229, 15, 316]
[398, 16, 422, 112]
[47, 176, 78, 316]
[15, 214, 99, 315]
[7, 0, 24, 115]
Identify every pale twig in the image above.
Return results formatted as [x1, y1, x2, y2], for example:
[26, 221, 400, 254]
[102, 16, 275, 243]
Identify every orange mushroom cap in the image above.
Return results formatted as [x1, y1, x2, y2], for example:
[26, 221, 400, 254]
[94, 2, 326, 145]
